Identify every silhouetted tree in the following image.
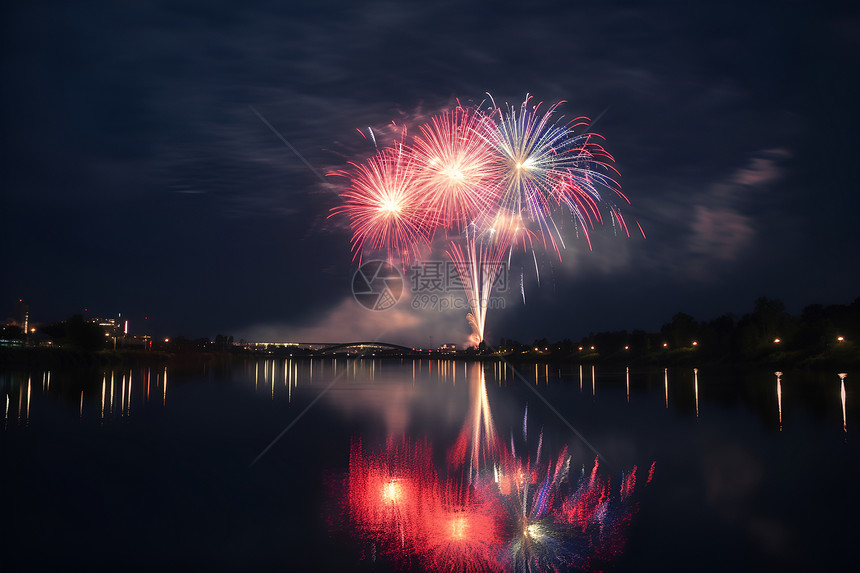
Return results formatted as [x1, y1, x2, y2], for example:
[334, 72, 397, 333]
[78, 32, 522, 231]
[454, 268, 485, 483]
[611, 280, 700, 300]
[700, 313, 735, 359]
[660, 312, 699, 348]
[1, 324, 24, 340]
[63, 314, 105, 351]
[629, 329, 650, 354]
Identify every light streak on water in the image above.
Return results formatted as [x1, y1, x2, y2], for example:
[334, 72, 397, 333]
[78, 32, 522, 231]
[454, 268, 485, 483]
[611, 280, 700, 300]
[591, 365, 596, 396]
[626, 367, 630, 403]
[128, 370, 132, 415]
[842, 381, 847, 433]
[694, 368, 699, 419]
[775, 372, 783, 431]
[664, 368, 669, 409]
[18, 381, 23, 422]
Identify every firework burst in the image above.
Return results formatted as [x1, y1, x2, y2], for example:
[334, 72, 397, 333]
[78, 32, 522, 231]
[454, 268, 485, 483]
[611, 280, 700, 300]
[481, 94, 625, 254]
[412, 106, 500, 233]
[331, 93, 638, 345]
[331, 143, 432, 265]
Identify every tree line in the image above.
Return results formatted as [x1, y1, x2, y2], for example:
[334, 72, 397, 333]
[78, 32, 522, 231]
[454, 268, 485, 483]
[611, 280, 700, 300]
[498, 297, 859, 367]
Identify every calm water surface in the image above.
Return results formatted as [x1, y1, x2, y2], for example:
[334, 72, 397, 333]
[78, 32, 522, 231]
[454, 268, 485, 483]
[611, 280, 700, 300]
[1, 359, 856, 571]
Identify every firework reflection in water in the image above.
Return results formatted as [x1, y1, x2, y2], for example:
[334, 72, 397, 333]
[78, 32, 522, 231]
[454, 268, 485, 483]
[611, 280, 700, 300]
[331, 365, 652, 571]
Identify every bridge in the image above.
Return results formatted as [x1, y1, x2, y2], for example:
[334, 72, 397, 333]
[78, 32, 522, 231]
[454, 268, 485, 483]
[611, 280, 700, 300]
[241, 340, 420, 356]
[313, 341, 417, 356]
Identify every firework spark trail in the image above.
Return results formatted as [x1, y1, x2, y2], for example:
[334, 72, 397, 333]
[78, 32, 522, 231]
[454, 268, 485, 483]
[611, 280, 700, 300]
[447, 224, 513, 345]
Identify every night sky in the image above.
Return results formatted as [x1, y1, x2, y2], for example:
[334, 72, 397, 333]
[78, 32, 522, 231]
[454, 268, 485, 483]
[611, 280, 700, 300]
[2, 0, 858, 347]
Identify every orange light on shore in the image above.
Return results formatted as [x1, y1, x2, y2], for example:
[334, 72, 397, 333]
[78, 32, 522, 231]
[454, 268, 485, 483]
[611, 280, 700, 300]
[773, 338, 781, 344]
[692, 341, 698, 346]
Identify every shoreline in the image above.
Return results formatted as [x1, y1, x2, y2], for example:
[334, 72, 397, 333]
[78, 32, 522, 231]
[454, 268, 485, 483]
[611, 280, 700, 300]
[1, 345, 855, 372]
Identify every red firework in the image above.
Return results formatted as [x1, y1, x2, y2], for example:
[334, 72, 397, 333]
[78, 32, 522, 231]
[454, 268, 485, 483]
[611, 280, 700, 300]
[331, 144, 432, 265]
[417, 481, 506, 573]
[411, 106, 501, 232]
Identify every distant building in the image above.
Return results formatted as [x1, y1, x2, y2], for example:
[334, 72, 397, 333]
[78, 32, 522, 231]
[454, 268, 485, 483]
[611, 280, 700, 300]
[90, 317, 122, 338]
[12, 299, 29, 331]
[438, 343, 458, 354]
[2, 299, 31, 345]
